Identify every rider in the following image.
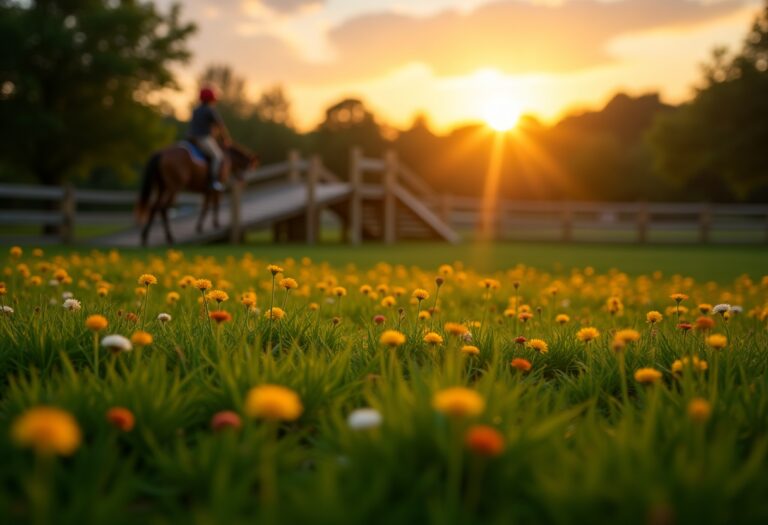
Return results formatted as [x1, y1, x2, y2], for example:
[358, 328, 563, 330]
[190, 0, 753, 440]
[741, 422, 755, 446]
[188, 87, 231, 192]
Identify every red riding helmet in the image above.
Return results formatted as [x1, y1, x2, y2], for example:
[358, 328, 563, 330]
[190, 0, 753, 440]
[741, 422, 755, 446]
[199, 87, 216, 103]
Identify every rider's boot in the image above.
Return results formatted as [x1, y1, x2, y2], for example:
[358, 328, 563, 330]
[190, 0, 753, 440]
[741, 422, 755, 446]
[209, 160, 225, 192]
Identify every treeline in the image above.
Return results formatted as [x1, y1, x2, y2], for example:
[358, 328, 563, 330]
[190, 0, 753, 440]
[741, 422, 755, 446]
[1, 1, 767, 202]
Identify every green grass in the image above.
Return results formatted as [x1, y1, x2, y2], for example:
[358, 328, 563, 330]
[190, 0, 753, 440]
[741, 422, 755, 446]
[0, 248, 767, 524]
[29, 240, 768, 283]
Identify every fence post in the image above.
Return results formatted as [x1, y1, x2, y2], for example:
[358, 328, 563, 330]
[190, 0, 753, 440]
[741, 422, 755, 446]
[561, 204, 573, 242]
[349, 147, 363, 245]
[306, 155, 320, 245]
[61, 183, 75, 244]
[699, 204, 711, 243]
[229, 181, 242, 244]
[637, 202, 648, 244]
[288, 149, 301, 184]
[383, 149, 398, 244]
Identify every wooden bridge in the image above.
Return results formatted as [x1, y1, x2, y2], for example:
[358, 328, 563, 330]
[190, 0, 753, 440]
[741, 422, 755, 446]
[0, 149, 460, 247]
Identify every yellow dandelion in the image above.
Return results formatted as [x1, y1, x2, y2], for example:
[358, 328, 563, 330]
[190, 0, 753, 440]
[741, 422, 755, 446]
[12, 406, 82, 456]
[244, 385, 303, 421]
[634, 368, 663, 384]
[646, 311, 663, 324]
[423, 332, 444, 345]
[527, 338, 548, 353]
[461, 345, 480, 356]
[85, 315, 108, 332]
[380, 330, 406, 347]
[265, 307, 286, 320]
[706, 334, 727, 349]
[432, 387, 485, 418]
[576, 327, 600, 343]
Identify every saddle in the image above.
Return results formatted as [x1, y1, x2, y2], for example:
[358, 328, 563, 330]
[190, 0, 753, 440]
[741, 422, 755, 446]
[179, 140, 209, 165]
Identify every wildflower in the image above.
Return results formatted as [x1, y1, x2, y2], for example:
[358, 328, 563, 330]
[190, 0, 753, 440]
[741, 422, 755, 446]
[461, 345, 480, 356]
[101, 334, 133, 353]
[138, 274, 158, 286]
[63, 298, 81, 311]
[514, 336, 527, 344]
[206, 290, 229, 304]
[333, 286, 347, 297]
[555, 314, 570, 324]
[465, 425, 504, 457]
[106, 407, 135, 432]
[698, 303, 712, 314]
[511, 358, 532, 372]
[9, 246, 22, 257]
[11, 406, 81, 456]
[157, 312, 172, 323]
[1, 305, 13, 315]
[265, 307, 286, 320]
[347, 408, 383, 430]
[706, 334, 727, 349]
[677, 322, 693, 332]
[614, 329, 640, 344]
[85, 314, 108, 332]
[211, 411, 242, 432]
[280, 278, 298, 290]
[359, 284, 373, 295]
[438, 264, 454, 277]
[179, 275, 196, 288]
[503, 308, 516, 318]
[695, 316, 715, 331]
[688, 398, 712, 423]
[479, 278, 500, 290]
[166, 291, 180, 304]
[131, 331, 153, 347]
[444, 322, 469, 337]
[380, 330, 406, 347]
[244, 385, 303, 421]
[712, 304, 730, 315]
[97, 286, 109, 297]
[209, 311, 232, 324]
[267, 264, 284, 276]
[576, 327, 600, 343]
[373, 314, 386, 325]
[309, 302, 319, 311]
[646, 311, 663, 324]
[606, 296, 623, 315]
[418, 310, 431, 321]
[432, 387, 485, 418]
[634, 368, 662, 384]
[423, 332, 443, 345]
[194, 279, 212, 291]
[527, 339, 548, 354]
[518, 312, 533, 322]
[381, 296, 396, 308]
[670, 293, 688, 303]
[730, 305, 743, 315]
[671, 356, 708, 374]
[412, 289, 430, 301]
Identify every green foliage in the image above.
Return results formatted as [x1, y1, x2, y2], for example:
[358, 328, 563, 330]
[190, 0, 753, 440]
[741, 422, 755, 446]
[0, 0, 196, 185]
[648, 3, 768, 202]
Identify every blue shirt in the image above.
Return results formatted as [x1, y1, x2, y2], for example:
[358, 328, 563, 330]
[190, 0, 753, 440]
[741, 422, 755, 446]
[188, 104, 223, 138]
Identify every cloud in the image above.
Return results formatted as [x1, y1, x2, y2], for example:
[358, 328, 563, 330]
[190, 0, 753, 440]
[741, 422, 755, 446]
[227, 0, 748, 83]
[259, 0, 325, 13]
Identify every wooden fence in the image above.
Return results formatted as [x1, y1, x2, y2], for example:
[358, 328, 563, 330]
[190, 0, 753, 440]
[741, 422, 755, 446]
[2, 148, 768, 245]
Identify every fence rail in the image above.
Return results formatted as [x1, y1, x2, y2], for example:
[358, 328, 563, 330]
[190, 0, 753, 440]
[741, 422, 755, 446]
[2, 154, 768, 245]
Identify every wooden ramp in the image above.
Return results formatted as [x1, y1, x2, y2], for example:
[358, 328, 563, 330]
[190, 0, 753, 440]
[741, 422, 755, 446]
[93, 182, 352, 247]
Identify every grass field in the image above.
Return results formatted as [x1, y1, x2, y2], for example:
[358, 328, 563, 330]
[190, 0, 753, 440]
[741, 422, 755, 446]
[1, 243, 767, 524]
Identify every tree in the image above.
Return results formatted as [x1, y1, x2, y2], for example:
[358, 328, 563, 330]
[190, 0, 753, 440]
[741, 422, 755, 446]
[648, 2, 768, 201]
[0, 0, 196, 186]
[255, 85, 293, 128]
[313, 98, 387, 178]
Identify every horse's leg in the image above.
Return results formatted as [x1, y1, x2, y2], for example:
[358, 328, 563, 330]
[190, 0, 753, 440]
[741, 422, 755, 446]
[141, 201, 159, 247]
[160, 206, 175, 245]
[197, 193, 209, 233]
[213, 192, 220, 229]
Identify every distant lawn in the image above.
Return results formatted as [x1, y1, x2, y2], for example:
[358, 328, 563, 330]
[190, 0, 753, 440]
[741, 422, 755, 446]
[12, 241, 767, 283]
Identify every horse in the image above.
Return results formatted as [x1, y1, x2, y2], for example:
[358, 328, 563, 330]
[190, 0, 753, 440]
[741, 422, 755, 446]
[135, 142, 259, 246]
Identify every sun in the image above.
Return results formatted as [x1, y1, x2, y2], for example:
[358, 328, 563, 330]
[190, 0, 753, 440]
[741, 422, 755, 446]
[482, 97, 523, 132]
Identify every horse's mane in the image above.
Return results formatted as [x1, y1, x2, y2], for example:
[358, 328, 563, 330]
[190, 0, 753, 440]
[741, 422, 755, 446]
[227, 143, 258, 164]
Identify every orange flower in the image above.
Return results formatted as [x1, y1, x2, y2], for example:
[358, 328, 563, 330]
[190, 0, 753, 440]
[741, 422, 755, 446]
[511, 358, 532, 372]
[106, 407, 135, 432]
[465, 425, 505, 457]
[209, 310, 232, 324]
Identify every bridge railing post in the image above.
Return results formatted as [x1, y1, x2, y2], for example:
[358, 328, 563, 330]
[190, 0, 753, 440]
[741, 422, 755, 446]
[383, 149, 398, 245]
[349, 147, 362, 245]
[61, 183, 75, 244]
[288, 149, 301, 184]
[229, 181, 242, 244]
[306, 155, 320, 245]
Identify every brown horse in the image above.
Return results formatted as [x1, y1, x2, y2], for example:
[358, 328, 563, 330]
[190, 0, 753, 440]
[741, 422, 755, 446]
[135, 143, 258, 246]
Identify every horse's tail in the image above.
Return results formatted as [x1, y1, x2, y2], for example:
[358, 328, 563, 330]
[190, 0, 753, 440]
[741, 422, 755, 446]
[135, 152, 160, 224]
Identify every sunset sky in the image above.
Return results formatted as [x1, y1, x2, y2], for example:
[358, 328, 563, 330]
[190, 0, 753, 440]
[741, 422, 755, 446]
[160, 0, 762, 132]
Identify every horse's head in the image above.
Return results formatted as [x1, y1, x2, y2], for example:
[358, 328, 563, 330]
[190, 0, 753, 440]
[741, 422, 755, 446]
[226, 144, 260, 183]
